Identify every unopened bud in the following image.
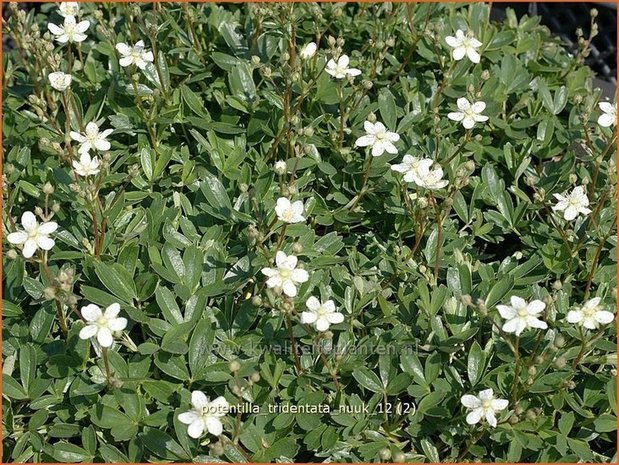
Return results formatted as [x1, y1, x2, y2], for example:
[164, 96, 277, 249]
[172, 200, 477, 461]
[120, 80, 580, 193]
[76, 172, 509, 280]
[554, 335, 565, 348]
[274, 161, 287, 175]
[42, 182, 54, 195]
[229, 360, 241, 373]
[43, 287, 57, 300]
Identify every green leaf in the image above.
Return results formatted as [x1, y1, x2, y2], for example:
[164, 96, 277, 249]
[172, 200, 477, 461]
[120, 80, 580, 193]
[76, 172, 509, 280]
[188, 318, 215, 377]
[155, 287, 184, 325]
[94, 262, 137, 304]
[229, 63, 256, 102]
[467, 341, 485, 386]
[51, 443, 93, 463]
[485, 275, 515, 308]
[378, 88, 397, 130]
[141, 427, 190, 461]
[353, 368, 384, 393]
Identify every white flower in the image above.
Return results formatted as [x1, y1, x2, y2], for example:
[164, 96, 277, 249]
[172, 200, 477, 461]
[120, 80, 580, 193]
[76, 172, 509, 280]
[115, 41, 154, 70]
[275, 197, 305, 224]
[48, 72, 72, 91]
[78, 303, 128, 348]
[48, 15, 89, 43]
[325, 55, 361, 79]
[445, 29, 482, 63]
[497, 296, 548, 336]
[274, 160, 287, 175]
[416, 165, 449, 190]
[261, 251, 309, 298]
[552, 186, 591, 221]
[448, 98, 489, 129]
[178, 391, 229, 438]
[597, 102, 616, 128]
[567, 297, 614, 330]
[7, 211, 58, 258]
[70, 122, 113, 154]
[59, 2, 80, 17]
[355, 121, 400, 157]
[300, 42, 317, 59]
[391, 155, 430, 183]
[301, 297, 344, 332]
[72, 153, 101, 177]
[392, 155, 448, 189]
[461, 389, 508, 428]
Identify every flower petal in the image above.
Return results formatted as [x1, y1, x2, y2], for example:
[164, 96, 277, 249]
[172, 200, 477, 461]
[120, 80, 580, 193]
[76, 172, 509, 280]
[178, 411, 199, 425]
[108, 317, 127, 331]
[191, 391, 209, 410]
[461, 395, 481, 408]
[96, 328, 114, 347]
[79, 324, 98, 340]
[104, 303, 121, 318]
[187, 419, 205, 438]
[204, 417, 223, 436]
[81, 304, 102, 321]
[466, 409, 483, 425]
[7, 231, 28, 245]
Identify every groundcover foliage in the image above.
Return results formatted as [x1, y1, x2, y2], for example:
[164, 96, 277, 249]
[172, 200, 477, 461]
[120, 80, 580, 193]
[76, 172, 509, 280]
[2, 2, 617, 463]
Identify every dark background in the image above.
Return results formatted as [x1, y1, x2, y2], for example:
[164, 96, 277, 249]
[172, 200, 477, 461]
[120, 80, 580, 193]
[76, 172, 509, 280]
[491, 2, 617, 95]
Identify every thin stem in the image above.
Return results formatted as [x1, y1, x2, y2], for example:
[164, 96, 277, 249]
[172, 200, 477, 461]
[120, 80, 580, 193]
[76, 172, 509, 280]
[510, 337, 521, 403]
[342, 156, 373, 211]
[315, 335, 341, 392]
[433, 210, 443, 282]
[456, 428, 485, 461]
[102, 347, 113, 385]
[39, 250, 68, 336]
[285, 311, 302, 374]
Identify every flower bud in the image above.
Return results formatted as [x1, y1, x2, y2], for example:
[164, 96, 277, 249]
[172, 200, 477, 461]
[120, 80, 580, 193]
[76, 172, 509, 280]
[43, 287, 57, 300]
[229, 360, 241, 373]
[210, 442, 224, 457]
[292, 242, 303, 254]
[251, 296, 262, 306]
[42, 182, 54, 195]
[554, 356, 567, 369]
[379, 448, 391, 460]
[250, 372, 261, 383]
[7, 249, 18, 260]
[274, 160, 287, 175]
[393, 452, 405, 463]
[554, 335, 565, 348]
[251, 55, 261, 66]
